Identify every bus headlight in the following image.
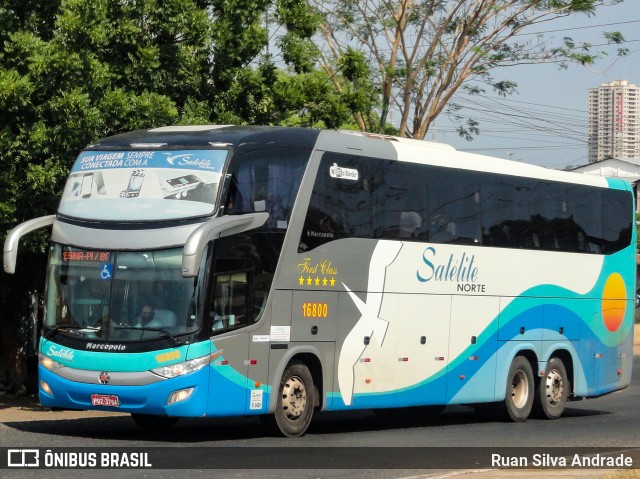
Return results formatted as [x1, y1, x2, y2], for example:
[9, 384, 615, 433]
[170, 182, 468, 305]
[151, 355, 211, 379]
[39, 353, 66, 371]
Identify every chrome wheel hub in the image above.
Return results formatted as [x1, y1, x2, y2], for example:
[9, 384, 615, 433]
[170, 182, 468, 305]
[545, 369, 564, 406]
[282, 376, 307, 420]
[511, 370, 529, 409]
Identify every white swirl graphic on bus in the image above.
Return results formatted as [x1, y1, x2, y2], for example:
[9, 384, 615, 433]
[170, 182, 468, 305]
[337, 241, 401, 406]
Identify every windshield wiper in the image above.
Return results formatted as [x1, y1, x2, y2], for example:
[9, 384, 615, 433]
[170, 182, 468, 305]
[113, 325, 182, 346]
[44, 324, 100, 339]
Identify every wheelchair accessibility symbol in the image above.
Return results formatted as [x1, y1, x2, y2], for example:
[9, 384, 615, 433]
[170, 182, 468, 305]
[100, 263, 113, 280]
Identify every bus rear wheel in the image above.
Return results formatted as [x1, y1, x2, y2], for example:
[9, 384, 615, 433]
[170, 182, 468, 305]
[502, 356, 534, 422]
[534, 357, 568, 419]
[270, 361, 315, 437]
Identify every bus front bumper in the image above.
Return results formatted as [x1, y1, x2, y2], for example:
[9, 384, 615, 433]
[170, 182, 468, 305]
[38, 365, 209, 417]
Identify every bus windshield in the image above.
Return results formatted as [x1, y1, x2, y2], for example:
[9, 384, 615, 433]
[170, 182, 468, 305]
[45, 244, 203, 342]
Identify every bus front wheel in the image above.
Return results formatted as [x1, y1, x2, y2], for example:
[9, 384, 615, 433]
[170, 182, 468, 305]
[534, 357, 568, 419]
[502, 356, 534, 422]
[271, 360, 315, 437]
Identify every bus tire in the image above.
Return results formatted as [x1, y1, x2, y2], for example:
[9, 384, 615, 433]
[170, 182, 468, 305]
[131, 413, 179, 430]
[534, 357, 568, 420]
[271, 360, 315, 437]
[502, 356, 534, 422]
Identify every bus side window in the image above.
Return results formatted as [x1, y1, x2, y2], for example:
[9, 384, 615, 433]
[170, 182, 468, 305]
[299, 152, 375, 251]
[222, 148, 308, 230]
[211, 270, 250, 333]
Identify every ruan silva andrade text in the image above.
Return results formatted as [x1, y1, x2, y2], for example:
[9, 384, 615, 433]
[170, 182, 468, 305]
[491, 453, 633, 468]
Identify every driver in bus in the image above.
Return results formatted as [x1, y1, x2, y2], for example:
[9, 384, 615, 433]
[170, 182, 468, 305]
[135, 300, 177, 328]
[136, 301, 156, 327]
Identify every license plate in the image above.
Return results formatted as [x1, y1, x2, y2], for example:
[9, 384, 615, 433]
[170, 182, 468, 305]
[91, 394, 120, 407]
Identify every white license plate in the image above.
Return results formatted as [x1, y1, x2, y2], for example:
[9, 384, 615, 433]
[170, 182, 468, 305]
[91, 394, 120, 407]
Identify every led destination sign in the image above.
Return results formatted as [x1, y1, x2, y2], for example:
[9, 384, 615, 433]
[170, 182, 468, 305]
[62, 251, 112, 262]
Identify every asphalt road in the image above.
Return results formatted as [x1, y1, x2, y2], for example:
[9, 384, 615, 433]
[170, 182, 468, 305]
[1, 360, 639, 478]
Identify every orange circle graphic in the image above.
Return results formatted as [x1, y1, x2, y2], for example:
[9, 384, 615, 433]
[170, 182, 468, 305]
[602, 273, 626, 332]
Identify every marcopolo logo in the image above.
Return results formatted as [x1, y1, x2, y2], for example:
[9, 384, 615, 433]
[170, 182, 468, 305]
[85, 343, 127, 351]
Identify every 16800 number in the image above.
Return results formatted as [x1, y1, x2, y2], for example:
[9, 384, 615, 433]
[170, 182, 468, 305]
[302, 302, 328, 318]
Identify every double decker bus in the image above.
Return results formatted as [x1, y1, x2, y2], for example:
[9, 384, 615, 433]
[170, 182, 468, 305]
[4, 126, 635, 437]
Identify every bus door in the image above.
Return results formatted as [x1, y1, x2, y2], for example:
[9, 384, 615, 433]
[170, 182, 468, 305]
[206, 258, 253, 416]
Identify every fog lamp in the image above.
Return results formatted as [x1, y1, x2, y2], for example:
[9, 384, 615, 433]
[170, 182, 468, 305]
[40, 380, 54, 397]
[167, 387, 194, 405]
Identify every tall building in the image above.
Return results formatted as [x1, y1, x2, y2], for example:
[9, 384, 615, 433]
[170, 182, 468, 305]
[587, 80, 640, 163]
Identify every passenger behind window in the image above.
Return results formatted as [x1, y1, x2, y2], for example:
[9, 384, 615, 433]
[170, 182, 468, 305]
[486, 223, 513, 247]
[577, 230, 588, 252]
[523, 229, 541, 249]
[429, 212, 456, 243]
[399, 211, 422, 239]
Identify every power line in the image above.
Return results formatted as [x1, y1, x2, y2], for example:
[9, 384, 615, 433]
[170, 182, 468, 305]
[436, 88, 599, 168]
[457, 96, 586, 123]
[477, 96, 586, 114]
[448, 101, 587, 143]
[518, 19, 640, 36]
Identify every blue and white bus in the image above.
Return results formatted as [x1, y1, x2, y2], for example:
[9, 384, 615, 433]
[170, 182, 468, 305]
[4, 126, 635, 437]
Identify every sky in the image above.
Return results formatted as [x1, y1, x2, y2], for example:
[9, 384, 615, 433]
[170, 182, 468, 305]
[424, 1, 640, 170]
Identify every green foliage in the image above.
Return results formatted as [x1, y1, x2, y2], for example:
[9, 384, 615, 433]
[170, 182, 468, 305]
[279, 33, 319, 74]
[274, 70, 352, 128]
[2, 0, 357, 236]
[0, 0, 334, 391]
[275, 0, 320, 74]
[492, 80, 518, 97]
[0, 1, 362, 394]
[339, 48, 369, 83]
[277, 0, 320, 37]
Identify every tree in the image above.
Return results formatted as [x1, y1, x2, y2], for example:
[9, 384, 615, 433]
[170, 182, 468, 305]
[0, 0, 277, 392]
[307, 0, 627, 139]
[0, 0, 364, 392]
